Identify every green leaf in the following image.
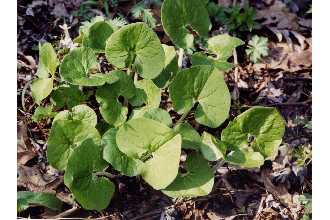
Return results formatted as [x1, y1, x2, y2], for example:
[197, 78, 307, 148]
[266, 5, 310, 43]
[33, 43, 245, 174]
[53, 105, 97, 127]
[191, 52, 234, 72]
[162, 152, 214, 198]
[60, 47, 118, 86]
[161, 0, 211, 49]
[96, 70, 136, 127]
[116, 118, 174, 159]
[142, 9, 157, 29]
[225, 148, 265, 168]
[64, 139, 114, 211]
[17, 191, 62, 212]
[141, 134, 182, 190]
[246, 35, 269, 63]
[131, 107, 172, 127]
[31, 78, 54, 105]
[36, 42, 59, 78]
[153, 44, 178, 88]
[105, 22, 165, 79]
[50, 84, 86, 109]
[207, 34, 244, 60]
[129, 79, 161, 108]
[32, 105, 56, 122]
[102, 128, 143, 176]
[48, 107, 100, 170]
[96, 120, 112, 136]
[82, 21, 115, 52]
[221, 106, 285, 165]
[169, 65, 231, 128]
[174, 123, 201, 150]
[200, 132, 225, 161]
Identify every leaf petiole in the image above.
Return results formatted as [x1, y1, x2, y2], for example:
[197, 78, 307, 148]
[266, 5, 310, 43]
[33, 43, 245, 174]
[95, 171, 116, 179]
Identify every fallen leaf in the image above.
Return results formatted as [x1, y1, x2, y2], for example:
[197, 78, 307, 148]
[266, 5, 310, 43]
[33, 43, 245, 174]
[256, 1, 310, 48]
[17, 165, 62, 193]
[260, 167, 293, 208]
[17, 122, 36, 165]
[254, 39, 312, 72]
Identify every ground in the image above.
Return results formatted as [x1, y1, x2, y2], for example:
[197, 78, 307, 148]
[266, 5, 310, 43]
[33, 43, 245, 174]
[17, 0, 312, 219]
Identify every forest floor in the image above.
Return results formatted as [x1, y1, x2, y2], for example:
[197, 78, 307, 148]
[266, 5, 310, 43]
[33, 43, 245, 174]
[17, 0, 312, 219]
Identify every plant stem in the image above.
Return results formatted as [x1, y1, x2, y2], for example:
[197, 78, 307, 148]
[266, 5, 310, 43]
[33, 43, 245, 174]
[178, 48, 184, 68]
[173, 108, 191, 127]
[95, 171, 116, 179]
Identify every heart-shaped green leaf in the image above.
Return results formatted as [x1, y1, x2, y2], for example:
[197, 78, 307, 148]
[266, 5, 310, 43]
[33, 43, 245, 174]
[102, 128, 143, 176]
[53, 104, 97, 127]
[169, 65, 231, 128]
[96, 70, 136, 127]
[153, 44, 178, 88]
[82, 21, 115, 52]
[221, 106, 285, 164]
[162, 152, 214, 198]
[131, 107, 172, 127]
[64, 139, 114, 211]
[105, 22, 165, 79]
[47, 107, 100, 171]
[225, 148, 264, 168]
[31, 78, 54, 105]
[191, 52, 234, 72]
[161, 0, 210, 49]
[141, 134, 182, 190]
[36, 42, 59, 78]
[17, 191, 63, 212]
[32, 105, 56, 122]
[50, 84, 86, 109]
[116, 118, 174, 158]
[208, 34, 244, 60]
[174, 123, 201, 150]
[32, 44, 57, 102]
[200, 132, 225, 161]
[60, 47, 118, 86]
[129, 79, 161, 108]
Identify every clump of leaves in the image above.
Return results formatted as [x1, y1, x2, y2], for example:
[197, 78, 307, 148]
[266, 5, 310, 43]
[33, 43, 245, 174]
[246, 35, 269, 63]
[26, 0, 286, 212]
[292, 145, 312, 167]
[131, 0, 162, 28]
[299, 193, 312, 220]
[207, 2, 258, 33]
[17, 191, 63, 213]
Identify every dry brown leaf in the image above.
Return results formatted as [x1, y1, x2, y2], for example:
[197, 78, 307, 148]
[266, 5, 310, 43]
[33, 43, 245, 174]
[257, 1, 299, 31]
[256, 1, 310, 48]
[17, 165, 62, 193]
[218, 0, 232, 7]
[254, 39, 312, 72]
[260, 168, 293, 208]
[17, 121, 36, 165]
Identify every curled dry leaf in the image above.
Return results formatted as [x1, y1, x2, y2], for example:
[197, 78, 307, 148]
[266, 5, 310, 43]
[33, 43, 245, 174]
[256, 1, 310, 48]
[261, 167, 294, 208]
[17, 121, 36, 165]
[254, 38, 312, 72]
[17, 165, 62, 193]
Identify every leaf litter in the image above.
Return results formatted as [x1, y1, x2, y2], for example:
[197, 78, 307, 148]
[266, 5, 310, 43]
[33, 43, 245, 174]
[17, 0, 312, 219]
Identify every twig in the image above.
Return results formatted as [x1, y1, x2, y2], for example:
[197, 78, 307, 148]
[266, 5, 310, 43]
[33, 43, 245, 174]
[21, 80, 31, 111]
[129, 209, 162, 220]
[52, 206, 79, 219]
[263, 99, 312, 107]
[253, 196, 266, 220]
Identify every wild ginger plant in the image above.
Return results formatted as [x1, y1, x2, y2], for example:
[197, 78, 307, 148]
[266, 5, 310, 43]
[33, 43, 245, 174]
[27, 0, 285, 212]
